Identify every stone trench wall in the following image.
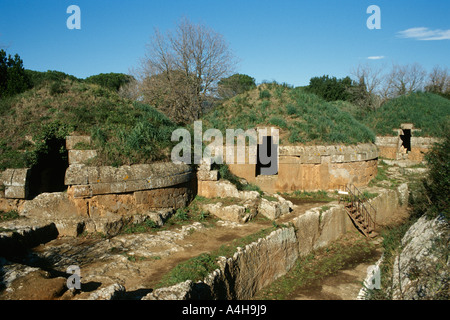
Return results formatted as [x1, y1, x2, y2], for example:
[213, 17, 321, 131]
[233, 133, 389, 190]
[144, 183, 409, 300]
[227, 143, 379, 193]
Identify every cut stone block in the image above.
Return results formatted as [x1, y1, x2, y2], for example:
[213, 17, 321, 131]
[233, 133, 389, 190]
[5, 186, 27, 199]
[70, 185, 91, 198]
[68, 150, 97, 165]
[66, 136, 92, 150]
[197, 170, 218, 181]
[258, 198, 281, 220]
[203, 202, 249, 223]
[1, 169, 14, 185]
[11, 169, 30, 187]
[64, 165, 88, 185]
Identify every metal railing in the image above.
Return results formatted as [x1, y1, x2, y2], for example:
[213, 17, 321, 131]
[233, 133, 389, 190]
[339, 184, 377, 235]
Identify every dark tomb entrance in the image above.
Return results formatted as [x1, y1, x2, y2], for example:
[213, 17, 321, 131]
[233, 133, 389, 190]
[256, 135, 278, 176]
[400, 129, 412, 152]
[28, 137, 69, 199]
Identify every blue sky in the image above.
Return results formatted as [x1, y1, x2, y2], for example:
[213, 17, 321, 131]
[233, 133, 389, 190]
[0, 0, 449, 86]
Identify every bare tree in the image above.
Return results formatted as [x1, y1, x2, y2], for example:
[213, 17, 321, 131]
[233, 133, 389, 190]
[383, 63, 427, 98]
[137, 17, 236, 123]
[118, 76, 142, 101]
[425, 65, 450, 94]
[350, 62, 385, 109]
[351, 62, 384, 96]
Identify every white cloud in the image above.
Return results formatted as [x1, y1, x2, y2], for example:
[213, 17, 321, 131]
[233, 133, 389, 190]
[397, 27, 450, 41]
[367, 56, 385, 60]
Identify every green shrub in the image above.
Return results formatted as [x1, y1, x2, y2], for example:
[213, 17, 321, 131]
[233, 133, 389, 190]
[259, 89, 271, 99]
[269, 117, 287, 129]
[218, 73, 256, 99]
[285, 104, 297, 115]
[0, 210, 20, 221]
[305, 75, 354, 102]
[50, 82, 67, 95]
[422, 134, 450, 220]
[0, 50, 32, 98]
[84, 72, 134, 92]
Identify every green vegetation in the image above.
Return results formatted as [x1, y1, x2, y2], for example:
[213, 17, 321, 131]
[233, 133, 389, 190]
[0, 50, 32, 98]
[25, 69, 79, 89]
[84, 73, 134, 92]
[305, 75, 354, 102]
[361, 92, 450, 137]
[202, 83, 375, 146]
[0, 210, 20, 221]
[0, 80, 178, 169]
[411, 134, 450, 220]
[121, 218, 160, 234]
[24, 69, 133, 93]
[319, 205, 331, 214]
[217, 73, 256, 99]
[368, 160, 389, 187]
[422, 135, 450, 220]
[213, 163, 263, 194]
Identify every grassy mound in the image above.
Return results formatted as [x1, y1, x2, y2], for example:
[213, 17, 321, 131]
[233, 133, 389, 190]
[202, 83, 375, 146]
[0, 79, 178, 170]
[361, 92, 450, 137]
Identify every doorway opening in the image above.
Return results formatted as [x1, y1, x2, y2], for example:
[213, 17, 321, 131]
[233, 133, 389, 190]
[28, 137, 69, 199]
[400, 129, 411, 152]
[256, 135, 278, 176]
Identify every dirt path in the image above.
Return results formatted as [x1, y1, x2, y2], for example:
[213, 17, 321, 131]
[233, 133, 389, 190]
[119, 201, 326, 292]
[291, 249, 382, 300]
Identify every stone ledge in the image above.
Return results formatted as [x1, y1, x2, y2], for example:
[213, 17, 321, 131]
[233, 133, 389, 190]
[65, 163, 193, 186]
[68, 171, 193, 198]
[279, 143, 378, 164]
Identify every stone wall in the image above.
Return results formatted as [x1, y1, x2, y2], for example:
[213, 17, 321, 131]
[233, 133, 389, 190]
[144, 183, 408, 300]
[66, 135, 97, 165]
[65, 162, 195, 217]
[1, 169, 30, 199]
[376, 135, 440, 162]
[227, 143, 379, 192]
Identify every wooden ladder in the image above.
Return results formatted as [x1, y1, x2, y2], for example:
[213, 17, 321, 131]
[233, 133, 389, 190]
[338, 184, 378, 238]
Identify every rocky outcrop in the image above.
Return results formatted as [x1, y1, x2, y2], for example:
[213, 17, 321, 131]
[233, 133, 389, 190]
[258, 195, 292, 220]
[202, 203, 250, 224]
[86, 283, 126, 300]
[392, 215, 449, 300]
[142, 280, 196, 300]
